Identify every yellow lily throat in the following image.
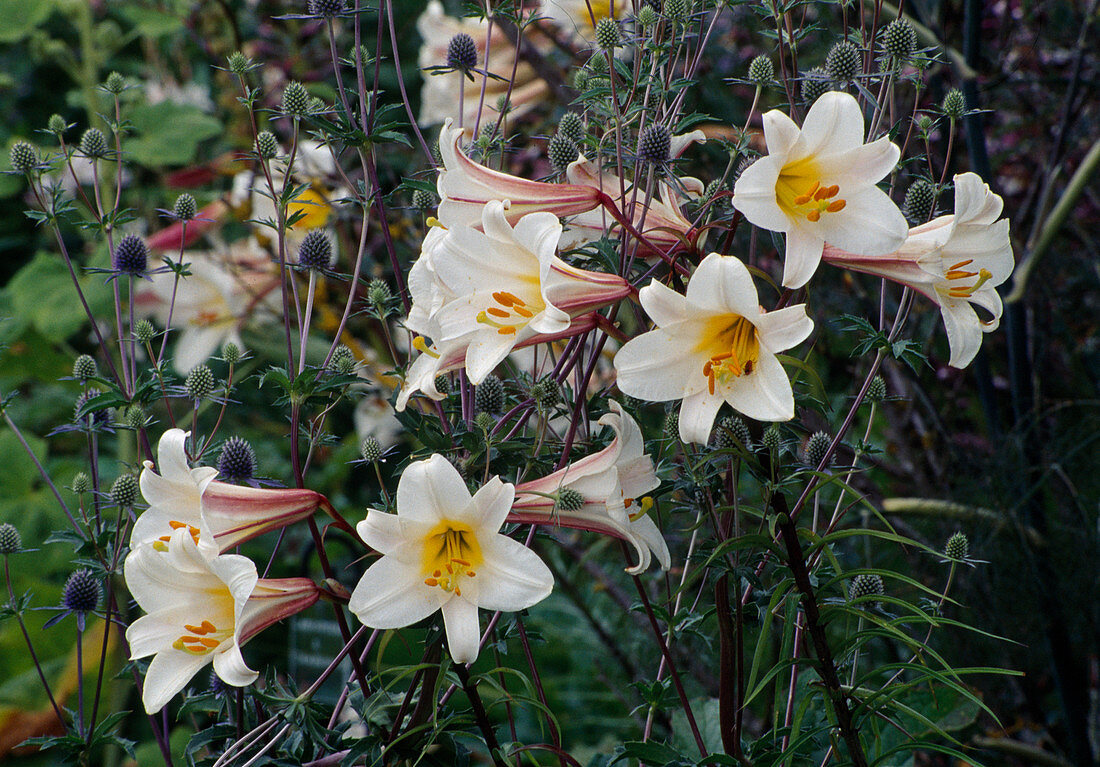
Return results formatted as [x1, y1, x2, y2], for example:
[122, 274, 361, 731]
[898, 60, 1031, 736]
[943, 258, 993, 299]
[173, 619, 231, 655]
[476, 291, 538, 336]
[697, 315, 761, 395]
[776, 157, 847, 223]
[421, 521, 483, 597]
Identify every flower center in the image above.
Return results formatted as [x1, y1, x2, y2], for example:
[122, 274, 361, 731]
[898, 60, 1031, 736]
[421, 521, 483, 597]
[153, 520, 202, 552]
[776, 158, 847, 223]
[476, 291, 540, 336]
[624, 496, 654, 522]
[172, 619, 231, 655]
[696, 315, 761, 395]
[943, 259, 993, 299]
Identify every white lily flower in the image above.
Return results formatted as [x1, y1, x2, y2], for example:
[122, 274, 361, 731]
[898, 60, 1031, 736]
[732, 91, 908, 289]
[511, 402, 669, 574]
[125, 528, 319, 714]
[132, 429, 332, 556]
[349, 455, 553, 664]
[822, 172, 1014, 367]
[614, 253, 814, 444]
[404, 200, 631, 385]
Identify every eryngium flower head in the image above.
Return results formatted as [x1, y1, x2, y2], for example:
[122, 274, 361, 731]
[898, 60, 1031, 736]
[664, 0, 689, 24]
[227, 51, 250, 75]
[185, 364, 216, 401]
[867, 374, 887, 402]
[882, 18, 917, 62]
[309, 0, 347, 16]
[944, 531, 969, 560]
[174, 193, 197, 221]
[74, 389, 109, 428]
[594, 17, 621, 50]
[329, 344, 356, 374]
[360, 435, 382, 462]
[411, 188, 437, 210]
[446, 33, 478, 72]
[531, 376, 560, 409]
[47, 114, 67, 135]
[9, 142, 38, 174]
[548, 133, 579, 172]
[663, 410, 680, 438]
[73, 354, 98, 381]
[941, 88, 965, 119]
[558, 112, 584, 144]
[135, 319, 156, 344]
[903, 179, 936, 223]
[221, 342, 242, 365]
[748, 55, 774, 86]
[72, 472, 91, 495]
[761, 424, 781, 452]
[297, 229, 333, 271]
[104, 71, 126, 95]
[801, 67, 832, 105]
[80, 128, 108, 158]
[475, 374, 505, 414]
[555, 487, 585, 512]
[825, 40, 862, 83]
[256, 130, 279, 159]
[111, 474, 139, 507]
[217, 436, 257, 481]
[713, 415, 751, 450]
[638, 124, 672, 165]
[282, 81, 311, 118]
[637, 4, 658, 28]
[63, 569, 101, 613]
[803, 431, 833, 467]
[367, 278, 391, 305]
[0, 523, 21, 555]
[113, 234, 148, 276]
[849, 573, 884, 603]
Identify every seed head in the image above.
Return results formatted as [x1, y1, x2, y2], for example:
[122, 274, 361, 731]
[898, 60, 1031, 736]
[902, 179, 936, 223]
[185, 364, 216, 401]
[227, 51, 251, 75]
[112, 234, 148, 276]
[637, 4, 659, 28]
[282, 81, 311, 118]
[73, 354, 98, 381]
[256, 130, 279, 160]
[882, 18, 917, 62]
[548, 133, 579, 172]
[803, 431, 833, 467]
[475, 374, 505, 414]
[173, 193, 197, 221]
[941, 88, 965, 119]
[359, 435, 382, 462]
[944, 531, 969, 560]
[638, 123, 672, 165]
[62, 569, 101, 613]
[433, 375, 451, 396]
[123, 404, 147, 430]
[558, 112, 584, 144]
[74, 389, 109, 428]
[134, 319, 156, 344]
[748, 55, 774, 86]
[110, 473, 139, 508]
[849, 573, 885, 603]
[0, 523, 21, 555]
[664, 410, 680, 439]
[80, 128, 108, 159]
[104, 71, 126, 95]
[664, 0, 689, 24]
[474, 411, 495, 432]
[309, 0, 347, 16]
[825, 40, 862, 83]
[411, 188, 437, 210]
[9, 142, 38, 174]
[221, 342, 242, 365]
[867, 374, 887, 402]
[555, 487, 585, 512]
[532, 376, 561, 409]
[72, 472, 91, 495]
[329, 344, 356, 375]
[446, 33, 478, 72]
[715, 415, 751, 450]
[47, 114, 67, 136]
[217, 436, 257, 481]
[761, 424, 782, 453]
[594, 18, 621, 50]
[297, 229, 333, 271]
[367, 278, 391, 307]
[801, 67, 833, 105]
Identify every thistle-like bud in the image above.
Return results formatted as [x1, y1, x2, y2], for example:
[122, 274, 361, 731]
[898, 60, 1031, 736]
[227, 51, 251, 75]
[555, 487, 585, 512]
[173, 193, 197, 221]
[638, 123, 672, 165]
[217, 436, 257, 481]
[329, 344, 356, 375]
[664, 410, 680, 439]
[748, 55, 774, 86]
[917, 114, 934, 133]
[221, 342, 242, 365]
[309, 0, 347, 16]
[801, 67, 833, 105]
[548, 133, 579, 172]
[72, 472, 91, 495]
[475, 374, 505, 414]
[825, 40, 862, 83]
[62, 569, 101, 613]
[941, 88, 965, 119]
[113, 234, 148, 276]
[9, 142, 38, 174]
[123, 404, 147, 430]
[882, 18, 917, 63]
[474, 411, 495, 432]
[803, 431, 833, 467]
[902, 179, 936, 223]
[637, 4, 658, 28]
[356, 435, 381, 464]
[433, 375, 451, 395]
[944, 531, 969, 560]
[47, 114, 67, 136]
[80, 128, 108, 159]
[282, 81, 311, 118]
[74, 389, 109, 428]
[297, 229, 333, 271]
[411, 188, 437, 210]
[134, 319, 156, 344]
[849, 573, 884, 603]
[110, 473, 138, 508]
[185, 364, 216, 401]
[867, 374, 887, 402]
[532, 376, 560, 409]
[594, 17, 621, 50]
[664, 0, 689, 24]
[588, 75, 611, 91]
[718, 415, 751, 450]
[256, 130, 279, 160]
[368, 278, 391, 306]
[761, 424, 781, 453]
[208, 670, 227, 695]
[587, 55, 609, 75]
[558, 112, 584, 145]
[446, 33, 478, 72]
[104, 71, 126, 95]
[73, 354, 98, 381]
[0, 523, 21, 555]
[573, 69, 590, 91]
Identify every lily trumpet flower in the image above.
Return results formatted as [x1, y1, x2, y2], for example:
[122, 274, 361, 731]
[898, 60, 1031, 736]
[435, 120, 602, 231]
[511, 402, 670, 574]
[132, 429, 332, 557]
[732, 91, 908, 289]
[350, 455, 553, 664]
[125, 528, 320, 714]
[401, 200, 631, 391]
[822, 172, 1014, 368]
[614, 253, 814, 444]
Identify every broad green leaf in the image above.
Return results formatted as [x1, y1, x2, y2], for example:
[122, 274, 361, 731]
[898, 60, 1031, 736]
[126, 102, 222, 167]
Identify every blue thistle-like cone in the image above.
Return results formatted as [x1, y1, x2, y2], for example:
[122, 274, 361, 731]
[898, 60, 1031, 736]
[548, 133, 579, 172]
[638, 124, 672, 165]
[329, 345, 356, 375]
[74, 389, 109, 428]
[113, 234, 148, 276]
[360, 436, 382, 462]
[217, 436, 257, 481]
[558, 112, 584, 144]
[903, 179, 936, 223]
[282, 81, 311, 118]
[882, 18, 917, 62]
[0, 523, 21, 555]
[174, 193, 197, 221]
[63, 569, 101, 613]
[256, 131, 279, 159]
[825, 40, 862, 83]
[47, 114, 67, 135]
[309, 0, 347, 16]
[73, 354, 97, 381]
[594, 17, 621, 50]
[555, 487, 585, 512]
[433, 375, 451, 395]
[849, 573, 885, 603]
[446, 33, 478, 71]
[867, 374, 887, 402]
[72, 472, 91, 495]
[9, 142, 38, 174]
[411, 188, 436, 211]
[801, 67, 833, 105]
[475, 375, 505, 414]
[80, 128, 108, 158]
[531, 376, 560, 409]
[222, 342, 242, 365]
[803, 431, 834, 467]
[134, 319, 156, 344]
[941, 88, 965, 119]
[748, 55, 774, 86]
[110, 474, 139, 507]
[227, 51, 250, 75]
[298, 229, 333, 271]
[945, 532, 969, 560]
[185, 364, 216, 401]
[664, 411, 680, 439]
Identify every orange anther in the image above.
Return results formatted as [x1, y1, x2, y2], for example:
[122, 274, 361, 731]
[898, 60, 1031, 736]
[948, 259, 974, 271]
[807, 209, 821, 222]
[814, 186, 831, 201]
[486, 307, 510, 318]
[826, 199, 846, 213]
[513, 306, 534, 318]
[497, 326, 517, 335]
